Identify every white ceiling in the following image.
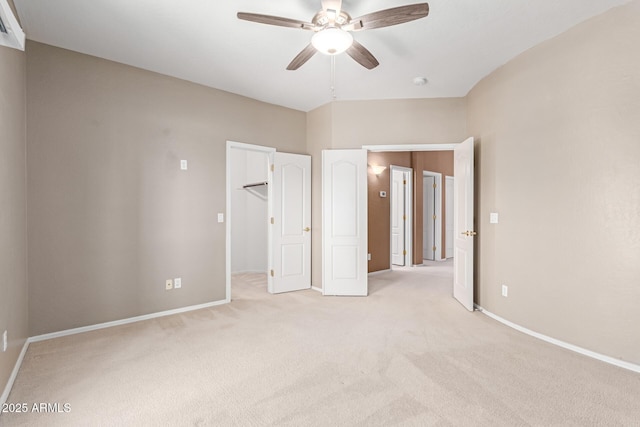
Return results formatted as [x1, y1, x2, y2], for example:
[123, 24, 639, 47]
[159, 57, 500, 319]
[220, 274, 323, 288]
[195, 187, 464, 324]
[14, 0, 632, 112]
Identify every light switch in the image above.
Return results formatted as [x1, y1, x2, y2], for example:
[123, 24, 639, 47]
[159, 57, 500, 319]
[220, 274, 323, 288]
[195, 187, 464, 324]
[217, 213, 224, 223]
[490, 213, 499, 224]
[180, 160, 188, 170]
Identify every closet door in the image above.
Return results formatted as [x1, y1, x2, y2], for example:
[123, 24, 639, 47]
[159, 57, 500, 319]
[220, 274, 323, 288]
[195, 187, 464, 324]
[269, 152, 311, 294]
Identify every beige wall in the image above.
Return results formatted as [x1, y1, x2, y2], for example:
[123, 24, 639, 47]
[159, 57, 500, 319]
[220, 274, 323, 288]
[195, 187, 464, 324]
[468, 1, 640, 364]
[26, 42, 306, 335]
[0, 1, 28, 399]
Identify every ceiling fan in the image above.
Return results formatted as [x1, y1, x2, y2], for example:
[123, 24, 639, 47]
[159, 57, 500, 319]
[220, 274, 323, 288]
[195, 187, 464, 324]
[237, 1, 429, 70]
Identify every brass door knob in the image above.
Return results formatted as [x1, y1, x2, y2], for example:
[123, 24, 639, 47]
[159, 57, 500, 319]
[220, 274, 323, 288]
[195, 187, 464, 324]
[460, 230, 477, 236]
[304, 227, 311, 232]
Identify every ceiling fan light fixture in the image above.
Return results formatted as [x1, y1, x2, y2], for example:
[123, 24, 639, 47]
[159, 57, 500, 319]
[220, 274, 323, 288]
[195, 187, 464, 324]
[312, 27, 353, 55]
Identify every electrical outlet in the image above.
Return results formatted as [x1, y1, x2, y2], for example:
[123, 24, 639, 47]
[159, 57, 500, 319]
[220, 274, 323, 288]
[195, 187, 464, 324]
[502, 285, 508, 297]
[174, 277, 182, 289]
[165, 279, 174, 291]
[2, 330, 7, 352]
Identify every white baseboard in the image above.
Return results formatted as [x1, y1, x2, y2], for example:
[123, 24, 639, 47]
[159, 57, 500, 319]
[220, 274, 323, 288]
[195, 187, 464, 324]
[29, 299, 228, 343]
[1, 339, 29, 406]
[311, 286, 322, 293]
[475, 304, 640, 374]
[368, 269, 391, 276]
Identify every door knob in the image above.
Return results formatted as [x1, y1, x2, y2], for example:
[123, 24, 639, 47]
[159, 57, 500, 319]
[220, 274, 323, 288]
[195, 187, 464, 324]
[460, 230, 477, 236]
[304, 227, 311, 232]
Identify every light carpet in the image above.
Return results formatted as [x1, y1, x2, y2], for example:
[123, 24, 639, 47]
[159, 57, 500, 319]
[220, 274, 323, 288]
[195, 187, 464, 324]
[2, 262, 639, 426]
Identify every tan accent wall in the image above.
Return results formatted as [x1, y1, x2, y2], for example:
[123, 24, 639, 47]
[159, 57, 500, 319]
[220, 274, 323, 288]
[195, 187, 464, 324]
[468, 1, 640, 364]
[0, 1, 28, 397]
[26, 42, 306, 335]
[411, 151, 453, 265]
[367, 152, 412, 272]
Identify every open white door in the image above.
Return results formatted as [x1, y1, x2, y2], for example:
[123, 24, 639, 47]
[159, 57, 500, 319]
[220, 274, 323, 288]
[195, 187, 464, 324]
[269, 152, 311, 294]
[322, 149, 368, 296]
[391, 169, 406, 266]
[453, 137, 475, 311]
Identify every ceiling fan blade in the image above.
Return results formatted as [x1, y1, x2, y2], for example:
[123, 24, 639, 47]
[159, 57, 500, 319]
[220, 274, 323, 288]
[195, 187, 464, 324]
[346, 40, 379, 70]
[237, 12, 314, 30]
[287, 44, 318, 70]
[349, 3, 429, 31]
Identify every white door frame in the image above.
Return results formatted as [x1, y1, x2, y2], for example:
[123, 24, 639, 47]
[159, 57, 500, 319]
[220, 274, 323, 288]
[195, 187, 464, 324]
[423, 170, 443, 261]
[390, 165, 412, 267]
[226, 141, 275, 302]
[445, 176, 455, 259]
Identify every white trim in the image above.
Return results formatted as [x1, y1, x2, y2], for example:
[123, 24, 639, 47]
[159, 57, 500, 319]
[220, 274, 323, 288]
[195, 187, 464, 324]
[1, 340, 29, 405]
[475, 304, 640, 374]
[231, 270, 268, 275]
[368, 269, 392, 275]
[226, 141, 276, 303]
[390, 165, 413, 268]
[363, 144, 458, 152]
[29, 299, 228, 343]
[0, 0, 26, 51]
[311, 286, 322, 293]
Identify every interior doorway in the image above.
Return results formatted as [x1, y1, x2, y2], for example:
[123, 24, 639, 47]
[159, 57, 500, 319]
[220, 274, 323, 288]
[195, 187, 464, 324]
[364, 143, 461, 297]
[226, 141, 273, 301]
[226, 141, 312, 301]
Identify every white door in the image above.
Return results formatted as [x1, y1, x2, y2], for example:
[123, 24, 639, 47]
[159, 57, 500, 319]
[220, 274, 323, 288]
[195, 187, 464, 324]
[391, 169, 406, 266]
[453, 137, 475, 311]
[322, 149, 368, 296]
[423, 175, 435, 260]
[269, 152, 311, 294]
[445, 176, 454, 258]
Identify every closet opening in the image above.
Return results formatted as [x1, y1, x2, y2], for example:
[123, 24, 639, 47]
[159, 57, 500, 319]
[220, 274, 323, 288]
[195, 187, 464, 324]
[226, 142, 273, 300]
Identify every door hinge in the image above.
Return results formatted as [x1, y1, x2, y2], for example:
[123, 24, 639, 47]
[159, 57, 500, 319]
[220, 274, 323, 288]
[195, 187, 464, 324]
[270, 217, 274, 224]
[403, 215, 407, 221]
[433, 214, 437, 220]
[433, 246, 437, 252]
[403, 250, 407, 255]
[433, 183, 437, 189]
[403, 179, 407, 185]
[270, 270, 274, 277]
[270, 164, 274, 172]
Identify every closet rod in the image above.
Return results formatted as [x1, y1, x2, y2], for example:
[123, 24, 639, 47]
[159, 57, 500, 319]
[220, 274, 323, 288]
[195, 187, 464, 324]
[242, 182, 268, 189]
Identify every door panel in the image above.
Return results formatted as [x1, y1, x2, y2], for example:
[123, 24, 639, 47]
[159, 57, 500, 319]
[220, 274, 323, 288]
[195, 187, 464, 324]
[453, 138, 475, 311]
[270, 152, 311, 294]
[322, 149, 368, 296]
[391, 169, 405, 266]
[423, 175, 435, 261]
